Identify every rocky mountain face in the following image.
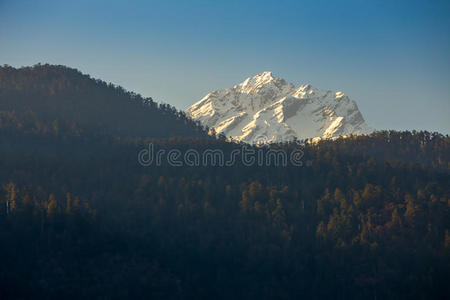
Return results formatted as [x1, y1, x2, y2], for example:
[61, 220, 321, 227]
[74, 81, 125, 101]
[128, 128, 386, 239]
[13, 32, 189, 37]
[186, 72, 373, 143]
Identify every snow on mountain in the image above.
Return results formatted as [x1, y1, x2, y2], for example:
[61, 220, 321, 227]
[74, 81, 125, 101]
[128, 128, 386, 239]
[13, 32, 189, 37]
[186, 71, 373, 143]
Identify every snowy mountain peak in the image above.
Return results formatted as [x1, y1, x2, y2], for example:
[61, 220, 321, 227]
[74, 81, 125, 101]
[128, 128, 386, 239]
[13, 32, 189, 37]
[235, 71, 293, 95]
[187, 72, 373, 143]
[245, 70, 274, 83]
[238, 71, 274, 89]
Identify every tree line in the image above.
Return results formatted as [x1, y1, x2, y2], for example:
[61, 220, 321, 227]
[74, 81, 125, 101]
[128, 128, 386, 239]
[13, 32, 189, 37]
[0, 65, 448, 299]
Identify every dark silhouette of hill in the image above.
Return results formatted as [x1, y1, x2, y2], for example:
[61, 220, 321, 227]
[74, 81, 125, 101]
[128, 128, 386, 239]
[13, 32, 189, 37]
[0, 64, 208, 138]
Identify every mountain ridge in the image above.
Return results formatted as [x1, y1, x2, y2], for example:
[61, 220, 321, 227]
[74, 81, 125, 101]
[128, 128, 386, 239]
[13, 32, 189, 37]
[187, 72, 373, 143]
[0, 64, 208, 139]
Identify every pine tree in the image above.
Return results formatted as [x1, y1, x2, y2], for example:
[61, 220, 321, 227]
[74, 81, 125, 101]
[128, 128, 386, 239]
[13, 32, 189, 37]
[240, 190, 251, 213]
[272, 198, 286, 228]
[47, 193, 57, 217]
[4, 182, 18, 215]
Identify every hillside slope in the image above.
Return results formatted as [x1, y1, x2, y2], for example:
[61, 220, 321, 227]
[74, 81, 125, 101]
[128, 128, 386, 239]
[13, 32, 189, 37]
[0, 64, 207, 138]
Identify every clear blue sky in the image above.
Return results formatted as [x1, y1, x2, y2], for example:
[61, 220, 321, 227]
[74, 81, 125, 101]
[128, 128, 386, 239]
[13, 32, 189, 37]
[1, 0, 449, 133]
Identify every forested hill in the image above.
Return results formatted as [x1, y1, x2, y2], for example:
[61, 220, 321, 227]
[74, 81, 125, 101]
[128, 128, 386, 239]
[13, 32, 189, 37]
[0, 64, 208, 138]
[0, 64, 449, 299]
[1, 128, 449, 299]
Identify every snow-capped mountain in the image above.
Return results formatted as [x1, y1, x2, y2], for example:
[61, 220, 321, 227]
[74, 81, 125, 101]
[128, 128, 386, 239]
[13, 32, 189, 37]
[186, 72, 373, 143]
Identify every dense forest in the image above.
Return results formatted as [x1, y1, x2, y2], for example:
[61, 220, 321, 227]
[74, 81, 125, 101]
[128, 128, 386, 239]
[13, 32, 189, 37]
[0, 65, 449, 299]
[0, 64, 208, 138]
